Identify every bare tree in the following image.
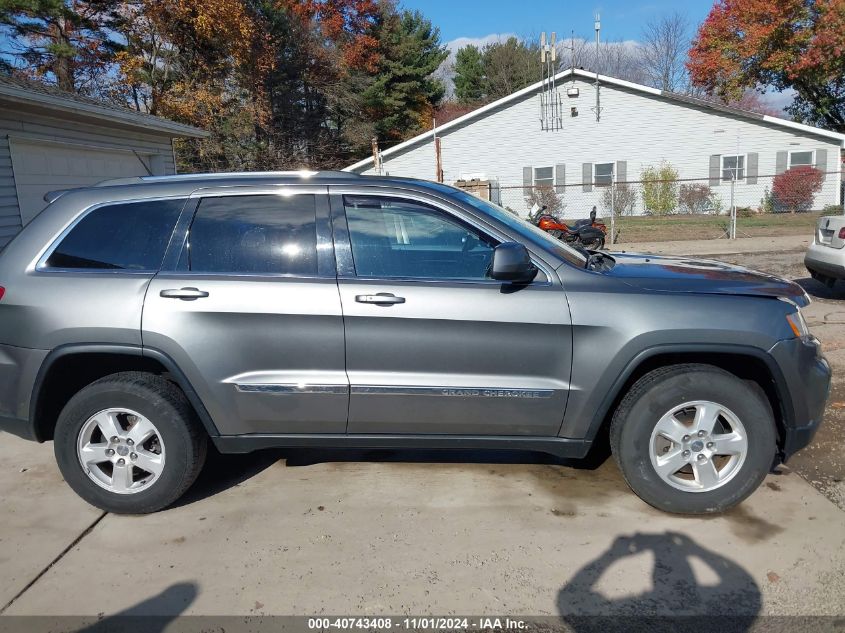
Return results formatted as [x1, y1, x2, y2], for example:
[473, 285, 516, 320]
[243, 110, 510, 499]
[640, 12, 690, 93]
[564, 37, 647, 85]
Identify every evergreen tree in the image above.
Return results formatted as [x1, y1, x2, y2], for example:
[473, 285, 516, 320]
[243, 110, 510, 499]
[363, 8, 448, 140]
[453, 44, 485, 104]
[0, 0, 120, 92]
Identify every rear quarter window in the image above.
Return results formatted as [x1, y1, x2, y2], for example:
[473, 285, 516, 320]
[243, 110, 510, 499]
[44, 199, 184, 271]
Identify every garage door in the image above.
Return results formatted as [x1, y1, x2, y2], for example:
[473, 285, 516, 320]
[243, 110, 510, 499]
[10, 139, 153, 225]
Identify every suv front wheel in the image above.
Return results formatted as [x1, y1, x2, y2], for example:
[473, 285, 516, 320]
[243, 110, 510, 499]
[610, 364, 777, 514]
[54, 372, 207, 514]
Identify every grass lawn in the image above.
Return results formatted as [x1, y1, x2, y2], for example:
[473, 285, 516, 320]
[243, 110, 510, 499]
[611, 211, 824, 244]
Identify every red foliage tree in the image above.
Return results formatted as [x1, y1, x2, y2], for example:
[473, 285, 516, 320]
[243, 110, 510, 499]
[285, 0, 381, 72]
[687, 0, 845, 132]
[771, 166, 825, 213]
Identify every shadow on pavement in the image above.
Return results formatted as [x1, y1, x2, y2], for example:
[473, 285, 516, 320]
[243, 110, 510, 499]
[174, 440, 612, 508]
[75, 582, 198, 632]
[558, 531, 760, 633]
[172, 447, 281, 508]
[796, 276, 845, 301]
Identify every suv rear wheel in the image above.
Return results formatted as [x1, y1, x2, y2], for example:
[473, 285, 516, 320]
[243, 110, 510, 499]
[54, 372, 207, 514]
[610, 364, 776, 514]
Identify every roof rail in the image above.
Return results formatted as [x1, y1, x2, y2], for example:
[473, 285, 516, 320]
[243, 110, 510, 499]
[93, 170, 362, 188]
[43, 189, 70, 203]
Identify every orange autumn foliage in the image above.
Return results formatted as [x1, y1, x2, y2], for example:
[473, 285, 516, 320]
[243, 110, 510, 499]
[687, 0, 845, 130]
[281, 0, 381, 72]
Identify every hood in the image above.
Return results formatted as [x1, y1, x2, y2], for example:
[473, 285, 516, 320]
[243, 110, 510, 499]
[606, 252, 810, 307]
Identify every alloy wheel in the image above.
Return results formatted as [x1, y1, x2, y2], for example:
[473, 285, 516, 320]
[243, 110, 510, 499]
[76, 408, 166, 495]
[648, 400, 748, 493]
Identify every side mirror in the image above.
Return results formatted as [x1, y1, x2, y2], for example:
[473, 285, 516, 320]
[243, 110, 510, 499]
[490, 242, 538, 283]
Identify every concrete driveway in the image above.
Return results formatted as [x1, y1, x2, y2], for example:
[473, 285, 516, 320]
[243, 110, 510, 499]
[1, 234, 844, 624]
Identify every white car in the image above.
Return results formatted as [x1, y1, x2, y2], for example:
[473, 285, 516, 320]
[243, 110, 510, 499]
[805, 215, 845, 287]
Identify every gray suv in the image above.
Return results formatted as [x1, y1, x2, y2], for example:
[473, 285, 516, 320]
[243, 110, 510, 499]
[0, 172, 830, 515]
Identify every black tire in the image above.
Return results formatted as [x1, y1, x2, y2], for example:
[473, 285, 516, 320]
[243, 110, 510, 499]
[609, 364, 776, 514]
[54, 372, 207, 514]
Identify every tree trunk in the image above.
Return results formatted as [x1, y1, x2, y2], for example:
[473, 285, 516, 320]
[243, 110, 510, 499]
[50, 20, 75, 92]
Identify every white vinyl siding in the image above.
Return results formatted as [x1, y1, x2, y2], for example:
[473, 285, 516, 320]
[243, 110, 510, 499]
[354, 75, 843, 215]
[0, 133, 21, 247]
[0, 105, 178, 247]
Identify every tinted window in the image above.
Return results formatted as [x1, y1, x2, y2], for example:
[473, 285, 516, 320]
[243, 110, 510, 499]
[344, 196, 496, 279]
[417, 182, 586, 268]
[46, 199, 183, 270]
[188, 195, 317, 275]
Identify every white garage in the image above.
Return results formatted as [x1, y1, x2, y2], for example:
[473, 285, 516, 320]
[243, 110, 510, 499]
[0, 75, 207, 248]
[9, 139, 168, 226]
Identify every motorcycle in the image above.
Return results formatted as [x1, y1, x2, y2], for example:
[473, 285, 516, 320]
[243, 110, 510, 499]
[532, 206, 607, 250]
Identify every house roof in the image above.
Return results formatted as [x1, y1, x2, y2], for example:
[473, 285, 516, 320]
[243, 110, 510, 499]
[345, 68, 845, 172]
[0, 75, 208, 138]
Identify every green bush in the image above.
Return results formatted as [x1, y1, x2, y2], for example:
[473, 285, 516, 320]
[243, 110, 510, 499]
[641, 162, 679, 215]
[822, 204, 844, 215]
[760, 188, 775, 214]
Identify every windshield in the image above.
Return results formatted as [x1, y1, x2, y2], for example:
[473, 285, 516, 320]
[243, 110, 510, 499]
[426, 183, 587, 267]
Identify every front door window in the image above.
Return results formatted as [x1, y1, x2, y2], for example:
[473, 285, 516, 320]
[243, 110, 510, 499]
[343, 196, 496, 280]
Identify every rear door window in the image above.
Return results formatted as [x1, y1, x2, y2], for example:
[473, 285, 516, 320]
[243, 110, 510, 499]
[45, 199, 184, 271]
[186, 194, 318, 276]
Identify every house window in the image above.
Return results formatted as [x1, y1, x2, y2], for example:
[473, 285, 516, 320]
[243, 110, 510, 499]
[722, 155, 745, 181]
[594, 163, 614, 187]
[534, 166, 554, 188]
[789, 150, 814, 169]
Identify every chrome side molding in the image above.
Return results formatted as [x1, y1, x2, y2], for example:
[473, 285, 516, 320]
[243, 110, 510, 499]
[236, 384, 555, 399]
[235, 384, 349, 395]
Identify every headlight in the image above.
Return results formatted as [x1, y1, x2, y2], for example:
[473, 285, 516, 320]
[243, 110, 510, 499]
[786, 310, 809, 338]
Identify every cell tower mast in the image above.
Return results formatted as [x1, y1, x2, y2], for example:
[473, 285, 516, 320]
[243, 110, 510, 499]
[539, 31, 562, 131]
[593, 14, 602, 122]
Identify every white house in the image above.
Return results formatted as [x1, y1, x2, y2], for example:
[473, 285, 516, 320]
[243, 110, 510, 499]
[346, 69, 845, 218]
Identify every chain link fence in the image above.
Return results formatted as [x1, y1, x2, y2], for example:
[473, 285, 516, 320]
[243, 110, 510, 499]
[457, 170, 844, 245]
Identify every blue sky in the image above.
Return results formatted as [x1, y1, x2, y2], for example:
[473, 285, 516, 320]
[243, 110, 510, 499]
[401, 0, 716, 44]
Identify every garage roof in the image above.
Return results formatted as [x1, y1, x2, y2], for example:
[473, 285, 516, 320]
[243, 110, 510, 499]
[0, 75, 208, 138]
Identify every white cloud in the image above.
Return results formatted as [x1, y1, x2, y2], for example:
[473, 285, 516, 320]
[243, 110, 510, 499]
[445, 33, 518, 54]
[436, 33, 517, 97]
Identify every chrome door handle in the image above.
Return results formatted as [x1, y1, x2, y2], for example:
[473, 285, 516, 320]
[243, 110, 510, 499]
[355, 293, 406, 305]
[160, 287, 209, 300]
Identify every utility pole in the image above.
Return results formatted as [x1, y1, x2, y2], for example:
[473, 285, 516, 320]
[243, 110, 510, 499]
[371, 137, 382, 175]
[433, 118, 443, 183]
[610, 170, 616, 246]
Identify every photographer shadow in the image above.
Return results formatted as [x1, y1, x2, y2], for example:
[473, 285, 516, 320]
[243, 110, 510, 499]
[74, 582, 198, 633]
[557, 531, 761, 633]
